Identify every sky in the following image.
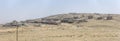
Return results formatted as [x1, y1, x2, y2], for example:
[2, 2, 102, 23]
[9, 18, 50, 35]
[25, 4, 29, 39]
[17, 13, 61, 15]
[0, 0, 120, 24]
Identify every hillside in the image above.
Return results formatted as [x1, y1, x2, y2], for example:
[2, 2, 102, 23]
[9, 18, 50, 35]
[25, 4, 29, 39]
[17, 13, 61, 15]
[0, 13, 120, 41]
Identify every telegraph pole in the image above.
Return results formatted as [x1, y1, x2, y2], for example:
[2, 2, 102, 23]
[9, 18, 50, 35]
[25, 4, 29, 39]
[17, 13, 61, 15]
[16, 26, 18, 41]
[12, 20, 19, 41]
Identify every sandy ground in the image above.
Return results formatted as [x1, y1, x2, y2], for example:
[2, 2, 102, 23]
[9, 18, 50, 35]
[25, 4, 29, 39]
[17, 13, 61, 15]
[0, 20, 120, 41]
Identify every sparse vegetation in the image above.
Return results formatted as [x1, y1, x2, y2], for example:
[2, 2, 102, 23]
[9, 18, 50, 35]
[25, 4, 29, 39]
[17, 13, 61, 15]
[0, 13, 120, 41]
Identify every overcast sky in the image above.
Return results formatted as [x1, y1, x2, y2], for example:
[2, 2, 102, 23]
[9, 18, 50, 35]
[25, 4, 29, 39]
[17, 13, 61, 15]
[0, 0, 120, 23]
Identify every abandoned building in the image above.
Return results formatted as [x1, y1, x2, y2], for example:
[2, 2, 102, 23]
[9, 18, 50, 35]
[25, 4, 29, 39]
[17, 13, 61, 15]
[94, 15, 113, 20]
[40, 18, 61, 25]
[104, 16, 113, 20]
[2, 23, 13, 27]
[73, 17, 79, 19]
[87, 15, 93, 19]
[2, 20, 24, 27]
[41, 18, 60, 21]
[25, 20, 41, 23]
[61, 18, 74, 23]
[61, 17, 88, 23]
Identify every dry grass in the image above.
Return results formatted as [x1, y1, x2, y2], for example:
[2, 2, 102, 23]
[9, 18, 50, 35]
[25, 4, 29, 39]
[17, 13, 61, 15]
[0, 20, 120, 41]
